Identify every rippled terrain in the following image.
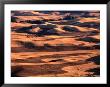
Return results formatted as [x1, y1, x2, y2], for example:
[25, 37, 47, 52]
[11, 11, 100, 77]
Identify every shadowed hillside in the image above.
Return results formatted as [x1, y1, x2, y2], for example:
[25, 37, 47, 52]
[11, 11, 100, 77]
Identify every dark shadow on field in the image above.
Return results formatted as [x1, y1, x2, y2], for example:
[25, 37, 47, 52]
[11, 11, 100, 77]
[74, 22, 100, 29]
[12, 54, 100, 65]
[11, 55, 100, 77]
[86, 55, 100, 65]
[86, 67, 100, 76]
[12, 57, 45, 63]
[11, 66, 24, 77]
[77, 37, 100, 43]
[17, 41, 37, 49]
[39, 53, 91, 59]
[26, 20, 45, 24]
[12, 26, 37, 34]
[13, 25, 59, 36]
[12, 41, 99, 53]
[11, 59, 91, 77]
